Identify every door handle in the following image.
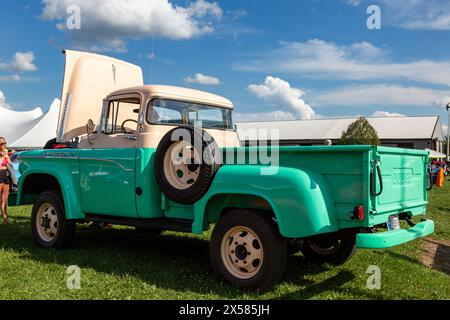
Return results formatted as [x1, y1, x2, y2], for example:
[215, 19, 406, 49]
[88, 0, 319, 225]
[122, 135, 137, 141]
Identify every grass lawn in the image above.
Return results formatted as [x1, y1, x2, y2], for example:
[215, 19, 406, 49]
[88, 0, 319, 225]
[0, 185, 449, 300]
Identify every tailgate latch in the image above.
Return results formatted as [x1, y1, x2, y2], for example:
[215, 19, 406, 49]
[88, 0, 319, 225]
[370, 160, 383, 197]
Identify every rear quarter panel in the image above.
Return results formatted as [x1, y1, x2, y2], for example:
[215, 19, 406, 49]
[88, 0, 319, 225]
[197, 146, 374, 238]
[196, 165, 339, 238]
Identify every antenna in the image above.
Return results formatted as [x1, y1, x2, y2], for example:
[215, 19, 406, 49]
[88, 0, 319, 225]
[150, 37, 155, 84]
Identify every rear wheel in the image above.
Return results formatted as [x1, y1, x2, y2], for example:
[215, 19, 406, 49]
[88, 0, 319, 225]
[210, 210, 287, 292]
[31, 191, 76, 248]
[301, 233, 356, 265]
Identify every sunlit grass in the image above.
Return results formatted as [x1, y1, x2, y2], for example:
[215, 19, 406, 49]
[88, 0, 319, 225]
[0, 184, 449, 300]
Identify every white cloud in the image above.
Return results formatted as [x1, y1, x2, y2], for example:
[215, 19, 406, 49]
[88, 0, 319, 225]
[9, 52, 38, 72]
[371, 111, 405, 117]
[0, 90, 11, 109]
[247, 76, 315, 120]
[312, 84, 450, 107]
[234, 110, 296, 122]
[186, 0, 223, 19]
[228, 9, 247, 20]
[345, 0, 450, 30]
[184, 73, 221, 85]
[0, 51, 37, 73]
[436, 96, 450, 109]
[0, 74, 21, 82]
[41, 0, 223, 52]
[236, 39, 450, 87]
[344, 0, 362, 6]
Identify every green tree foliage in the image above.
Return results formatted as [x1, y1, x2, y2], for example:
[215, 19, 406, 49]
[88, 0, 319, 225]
[340, 117, 381, 145]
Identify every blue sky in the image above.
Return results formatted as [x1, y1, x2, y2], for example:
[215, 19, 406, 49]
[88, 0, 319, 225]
[1, 0, 450, 129]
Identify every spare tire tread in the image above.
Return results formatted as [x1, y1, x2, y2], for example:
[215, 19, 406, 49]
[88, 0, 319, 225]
[154, 126, 221, 204]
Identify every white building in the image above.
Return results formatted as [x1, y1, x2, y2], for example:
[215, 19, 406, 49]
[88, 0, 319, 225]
[237, 116, 445, 153]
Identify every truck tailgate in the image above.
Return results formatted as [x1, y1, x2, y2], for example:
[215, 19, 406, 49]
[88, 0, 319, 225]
[370, 147, 428, 224]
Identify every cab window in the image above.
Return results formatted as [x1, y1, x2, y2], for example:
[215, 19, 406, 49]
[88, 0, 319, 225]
[103, 98, 140, 134]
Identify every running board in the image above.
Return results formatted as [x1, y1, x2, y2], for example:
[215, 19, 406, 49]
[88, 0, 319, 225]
[85, 214, 193, 233]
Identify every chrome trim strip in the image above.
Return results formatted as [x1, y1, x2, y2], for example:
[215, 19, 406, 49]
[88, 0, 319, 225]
[79, 157, 134, 172]
[19, 156, 134, 172]
[20, 156, 79, 160]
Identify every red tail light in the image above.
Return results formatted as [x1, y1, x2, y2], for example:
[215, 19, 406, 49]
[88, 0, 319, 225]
[354, 205, 365, 221]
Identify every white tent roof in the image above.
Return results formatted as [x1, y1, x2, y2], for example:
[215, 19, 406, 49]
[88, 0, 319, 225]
[10, 99, 60, 148]
[237, 116, 443, 141]
[0, 106, 44, 143]
[0, 99, 60, 149]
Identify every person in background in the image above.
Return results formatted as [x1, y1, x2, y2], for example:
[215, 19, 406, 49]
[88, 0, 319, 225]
[0, 137, 13, 224]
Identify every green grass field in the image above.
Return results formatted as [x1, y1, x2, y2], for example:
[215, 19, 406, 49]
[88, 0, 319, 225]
[0, 184, 449, 300]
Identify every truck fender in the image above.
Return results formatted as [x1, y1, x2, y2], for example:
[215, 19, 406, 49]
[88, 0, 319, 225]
[194, 165, 339, 238]
[17, 167, 83, 220]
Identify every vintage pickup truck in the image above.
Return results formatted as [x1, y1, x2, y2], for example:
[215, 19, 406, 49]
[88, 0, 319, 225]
[11, 50, 434, 291]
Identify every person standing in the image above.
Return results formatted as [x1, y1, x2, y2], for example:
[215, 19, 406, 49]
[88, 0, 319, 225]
[0, 137, 13, 224]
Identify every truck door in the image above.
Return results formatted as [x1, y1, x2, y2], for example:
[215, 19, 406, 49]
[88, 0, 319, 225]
[79, 96, 140, 218]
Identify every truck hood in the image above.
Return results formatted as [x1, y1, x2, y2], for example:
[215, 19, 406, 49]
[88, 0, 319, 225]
[57, 50, 143, 142]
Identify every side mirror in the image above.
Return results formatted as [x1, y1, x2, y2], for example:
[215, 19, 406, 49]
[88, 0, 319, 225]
[86, 119, 96, 145]
[86, 119, 95, 133]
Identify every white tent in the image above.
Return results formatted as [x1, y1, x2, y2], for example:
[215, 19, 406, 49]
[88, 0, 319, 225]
[0, 98, 60, 149]
[10, 98, 60, 148]
[0, 106, 44, 143]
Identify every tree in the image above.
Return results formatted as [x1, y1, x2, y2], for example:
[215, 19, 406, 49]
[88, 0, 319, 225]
[340, 117, 381, 145]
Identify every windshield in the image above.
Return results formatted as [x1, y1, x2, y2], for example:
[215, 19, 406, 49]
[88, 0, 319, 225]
[147, 99, 234, 130]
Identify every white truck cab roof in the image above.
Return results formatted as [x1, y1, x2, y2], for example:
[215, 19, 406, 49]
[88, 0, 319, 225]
[108, 85, 234, 110]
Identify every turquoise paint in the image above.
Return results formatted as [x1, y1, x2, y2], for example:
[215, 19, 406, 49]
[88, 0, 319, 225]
[356, 220, 435, 249]
[17, 149, 83, 220]
[79, 149, 137, 217]
[135, 148, 164, 219]
[16, 145, 431, 248]
[194, 165, 338, 237]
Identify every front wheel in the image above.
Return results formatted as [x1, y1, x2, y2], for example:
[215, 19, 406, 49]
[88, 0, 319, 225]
[210, 210, 287, 292]
[31, 191, 76, 248]
[301, 233, 357, 265]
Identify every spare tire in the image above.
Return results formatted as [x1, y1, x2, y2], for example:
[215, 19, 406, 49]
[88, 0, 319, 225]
[154, 126, 222, 204]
